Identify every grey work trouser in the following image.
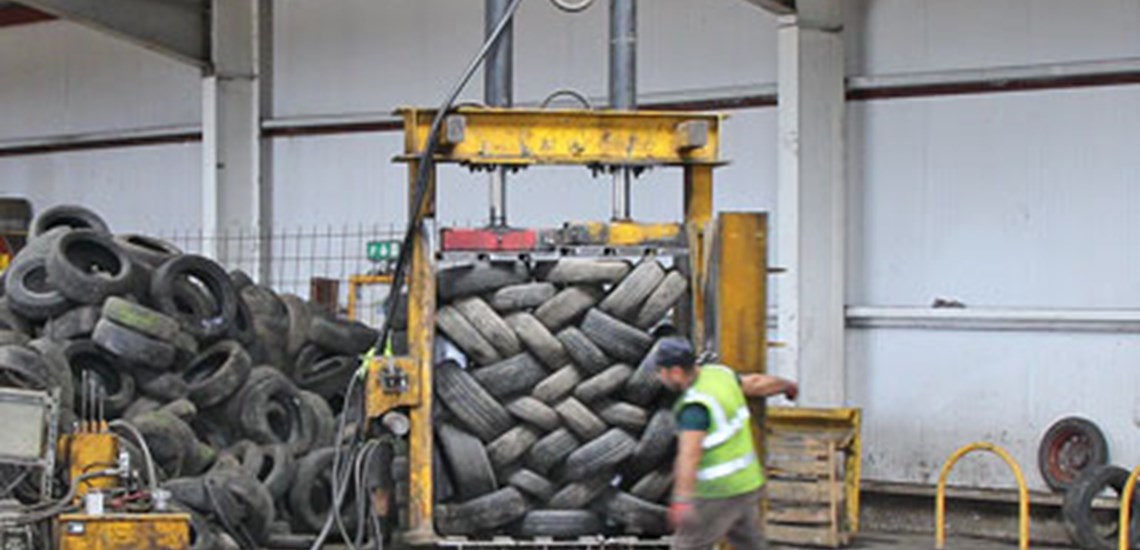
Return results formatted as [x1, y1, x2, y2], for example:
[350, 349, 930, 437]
[672, 488, 766, 550]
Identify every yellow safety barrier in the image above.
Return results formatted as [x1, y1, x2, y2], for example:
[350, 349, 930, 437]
[936, 442, 1030, 550]
[1118, 465, 1140, 550]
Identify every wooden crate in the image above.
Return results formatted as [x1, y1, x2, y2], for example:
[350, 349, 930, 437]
[763, 408, 861, 548]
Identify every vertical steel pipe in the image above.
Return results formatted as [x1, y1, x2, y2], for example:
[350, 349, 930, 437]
[485, 0, 512, 226]
[609, 0, 636, 220]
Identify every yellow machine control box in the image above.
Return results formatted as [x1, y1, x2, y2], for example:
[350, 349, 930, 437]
[55, 513, 190, 550]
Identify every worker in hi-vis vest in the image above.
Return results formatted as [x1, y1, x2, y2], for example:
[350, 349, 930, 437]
[650, 337, 798, 550]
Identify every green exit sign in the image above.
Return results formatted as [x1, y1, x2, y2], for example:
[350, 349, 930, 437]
[367, 240, 401, 262]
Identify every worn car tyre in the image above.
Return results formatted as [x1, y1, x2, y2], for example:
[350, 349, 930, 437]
[297, 390, 336, 453]
[489, 283, 556, 313]
[554, 397, 607, 441]
[435, 360, 514, 442]
[486, 425, 540, 471]
[532, 365, 582, 405]
[46, 229, 136, 304]
[64, 340, 135, 415]
[438, 262, 530, 303]
[563, 428, 637, 482]
[534, 286, 602, 331]
[438, 423, 498, 499]
[93, 318, 176, 370]
[1039, 416, 1109, 493]
[538, 258, 632, 285]
[280, 294, 312, 357]
[0, 298, 32, 335]
[294, 355, 357, 402]
[231, 441, 295, 501]
[43, 305, 99, 341]
[472, 353, 547, 400]
[506, 396, 562, 432]
[603, 492, 668, 535]
[557, 327, 610, 376]
[630, 409, 677, 476]
[183, 340, 252, 408]
[1062, 465, 1140, 550]
[548, 477, 612, 510]
[516, 510, 603, 538]
[599, 259, 666, 322]
[597, 401, 649, 432]
[507, 469, 556, 503]
[575, 364, 633, 403]
[288, 447, 354, 535]
[630, 468, 673, 503]
[113, 234, 181, 269]
[454, 296, 522, 358]
[435, 487, 530, 536]
[307, 315, 379, 356]
[436, 306, 501, 365]
[151, 255, 238, 341]
[580, 309, 653, 364]
[31, 205, 109, 237]
[4, 257, 71, 320]
[0, 345, 52, 390]
[102, 296, 179, 343]
[526, 428, 579, 475]
[506, 312, 569, 369]
[634, 271, 688, 329]
[0, 330, 28, 347]
[228, 367, 306, 451]
[133, 370, 190, 402]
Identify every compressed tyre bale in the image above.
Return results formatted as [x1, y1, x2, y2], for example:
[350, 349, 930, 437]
[547, 476, 612, 510]
[151, 255, 238, 341]
[603, 492, 668, 535]
[562, 428, 637, 482]
[489, 282, 556, 313]
[579, 309, 653, 364]
[92, 318, 176, 370]
[435, 487, 529, 536]
[435, 360, 514, 442]
[471, 353, 547, 399]
[532, 365, 581, 405]
[436, 306, 500, 365]
[505, 396, 562, 432]
[43, 305, 99, 341]
[598, 259, 666, 322]
[486, 425, 540, 471]
[31, 205, 108, 237]
[634, 270, 688, 329]
[46, 229, 136, 304]
[183, 340, 252, 408]
[516, 510, 603, 538]
[575, 364, 634, 404]
[534, 286, 602, 331]
[438, 261, 530, 303]
[556, 327, 610, 375]
[526, 428, 579, 475]
[554, 397, 607, 441]
[507, 469, 556, 503]
[597, 401, 649, 432]
[437, 423, 498, 500]
[630, 469, 673, 503]
[505, 312, 569, 369]
[4, 257, 71, 320]
[454, 296, 522, 358]
[538, 258, 632, 285]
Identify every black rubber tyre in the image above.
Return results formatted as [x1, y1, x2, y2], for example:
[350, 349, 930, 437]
[280, 294, 312, 357]
[437, 423, 499, 500]
[102, 296, 179, 342]
[151, 255, 238, 341]
[435, 360, 514, 442]
[563, 428, 637, 482]
[113, 234, 180, 269]
[229, 270, 255, 292]
[0, 330, 28, 347]
[486, 425, 540, 471]
[306, 315, 379, 356]
[185, 509, 221, 550]
[0, 345, 52, 390]
[43, 304, 99, 341]
[288, 447, 355, 535]
[526, 428, 579, 475]
[455, 296, 522, 358]
[555, 397, 607, 440]
[506, 396, 562, 432]
[31, 205, 109, 237]
[231, 441, 296, 501]
[507, 469, 556, 503]
[597, 402, 649, 432]
[123, 397, 161, 421]
[506, 312, 569, 369]
[208, 470, 275, 543]
[436, 305, 501, 365]
[296, 390, 335, 453]
[132, 410, 198, 478]
[534, 286, 602, 331]
[4, 257, 71, 320]
[533, 365, 582, 405]
[603, 492, 668, 535]
[438, 261, 530, 303]
[548, 477, 612, 509]
[134, 370, 190, 402]
[1062, 465, 1140, 550]
[631, 409, 677, 476]
[630, 468, 673, 503]
[435, 487, 530, 536]
[293, 355, 357, 402]
[580, 309, 653, 364]
[634, 271, 688, 329]
[0, 299, 31, 335]
[64, 340, 135, 415]
[227, 367, 307, 453]
[489, 282, 556, 313]
[472, 353, 547, 399]
[557, 327, 610, 375]
[183, 340, 252, 408]
[599, 259, 666, 322]
[92, 318, 176, 370]
[1040, 416, 1110, 493]
[241, 284, 286, 319]
[625, 347, 664, 406]
[26, 339, 73, 408]
[434, 445, 456, 504]
[538, 258, 632, 285]
[46, 229, 136, 304]
[575, 364, 633, 403]
[516, 510, 603, 538]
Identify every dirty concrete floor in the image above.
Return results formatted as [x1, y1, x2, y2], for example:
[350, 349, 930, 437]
[778, 531, 1071, 550]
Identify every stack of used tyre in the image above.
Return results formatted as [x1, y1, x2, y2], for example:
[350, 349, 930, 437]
[0, 205, 380, 548]
[430, 257, 687, 538]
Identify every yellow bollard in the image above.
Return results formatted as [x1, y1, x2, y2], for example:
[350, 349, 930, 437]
[1118, 465, 1140, 550]
[935, 442, 1030, 550]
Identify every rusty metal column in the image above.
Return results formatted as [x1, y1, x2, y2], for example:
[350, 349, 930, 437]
[609, 0, 636, 220]
[486, 0, 512, 226]
[684, 165, 713, 352]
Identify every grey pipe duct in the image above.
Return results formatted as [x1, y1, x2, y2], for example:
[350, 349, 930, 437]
[485, 0, 512, 226]
[609, 0, 636, 219]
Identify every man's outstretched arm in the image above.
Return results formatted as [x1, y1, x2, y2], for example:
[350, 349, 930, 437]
[739, 374, 798, 399]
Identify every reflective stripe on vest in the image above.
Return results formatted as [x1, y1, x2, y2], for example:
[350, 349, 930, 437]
[682, 388, 751, 449]
[696, 450, 757, 481]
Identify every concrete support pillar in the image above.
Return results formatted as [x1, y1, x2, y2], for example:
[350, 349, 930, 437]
[202, 0, 270, 280]
[775, 0, 846, 406]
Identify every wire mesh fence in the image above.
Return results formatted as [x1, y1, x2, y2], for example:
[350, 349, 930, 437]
[159, 225, 403, 326]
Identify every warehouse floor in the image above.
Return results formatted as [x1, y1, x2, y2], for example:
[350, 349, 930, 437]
[783, 532, 1069, 550]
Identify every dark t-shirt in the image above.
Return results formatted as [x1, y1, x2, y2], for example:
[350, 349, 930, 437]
[676, 373, 744, 432]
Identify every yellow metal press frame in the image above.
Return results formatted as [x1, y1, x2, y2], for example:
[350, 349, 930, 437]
[369, 107, 727, 544]
[346, 274, 395, 323]
[935, 442, 1030, 550]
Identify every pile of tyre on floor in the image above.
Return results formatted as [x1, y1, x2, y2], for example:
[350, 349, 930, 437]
[0, 205, 381, 548]
[429, 256, 687, 538]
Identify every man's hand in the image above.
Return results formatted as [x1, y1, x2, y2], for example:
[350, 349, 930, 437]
[784, 381, 798, 400]
[668, 500, 694, 529]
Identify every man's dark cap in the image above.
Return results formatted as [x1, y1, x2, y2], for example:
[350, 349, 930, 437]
[651, 337, 695, 369]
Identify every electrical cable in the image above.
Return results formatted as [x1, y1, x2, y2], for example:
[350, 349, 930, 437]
[108, 419, 159, 494]
[0, 468, 119, 526]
